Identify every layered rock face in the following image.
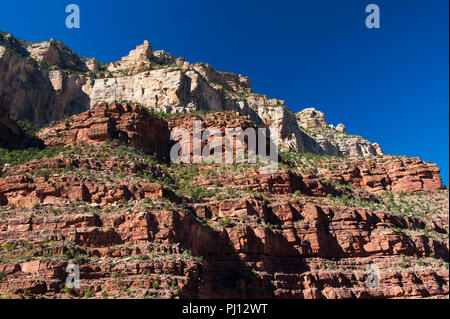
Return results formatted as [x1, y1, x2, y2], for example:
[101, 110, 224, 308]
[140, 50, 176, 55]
[1, 31, 381, 157]
[0, 43, 90, 127]
[296, 108, 383, 157]
[0, 105, 448, 299]
[107, 40, 152, 74]
[26, 38, 89, 72]
[37, 102, 170, 158]
[0, 157, 172, 208]
[297, 108, 328, 129]
[316, 156, 442, 193]
[168, 111, 258, 163]
[0, 32, 447, 300]
[0, 144, 447, 299]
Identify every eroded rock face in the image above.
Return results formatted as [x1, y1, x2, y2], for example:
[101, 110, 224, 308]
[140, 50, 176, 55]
[296, 108, 328, 129]
[88, 67, 224, 113]
[168, 111, 260, 162]
[317, 156, 442, 193]
[1, 33, 382, 157]
[0, 32, 447, 300]
[258, 106, 311, 152]
[0, 45, 90, 127]
[37, 102, 170, 157]
[336, 124, 346, 133]
[26, 38, 88, 72]
[0, 175, 168, 208]
[312, 133, 384, 157]
[0, 157, 447, 299]
[107, 40, 153, 74]
[295, 108, 383, 157]
[0, 102, 447, 299]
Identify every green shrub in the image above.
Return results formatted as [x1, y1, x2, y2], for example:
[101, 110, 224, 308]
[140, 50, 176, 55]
[0, 146, 65, 167]
[218, 217, 232, 228]
[84, 287, 93, 298]
[3, 243, 16, 252]
[15, 119, 39, 137]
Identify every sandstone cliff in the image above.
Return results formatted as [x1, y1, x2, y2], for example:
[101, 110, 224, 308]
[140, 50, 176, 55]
[0, 106, 447, 299]
[0, 39, 90, 127]
[0, 33, 447, 300]
[1, 31, 381, 157]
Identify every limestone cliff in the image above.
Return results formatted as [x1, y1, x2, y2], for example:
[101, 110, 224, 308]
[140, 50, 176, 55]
[0, 35, 90, 127]
[2, 31, 380, 157]
[0, 31, 447, 301]
[296, 108, 384, 157]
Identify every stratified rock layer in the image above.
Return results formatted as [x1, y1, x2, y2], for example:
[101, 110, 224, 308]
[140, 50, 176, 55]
[0, 151, 447, 299]
[296, 108, 383, 157]
[0, 33, 447, 300]
[1, 32, 381, 157]
[317, 156, 442, 193]
[296, 108, 328, 129]
[37, 102, 170, 157]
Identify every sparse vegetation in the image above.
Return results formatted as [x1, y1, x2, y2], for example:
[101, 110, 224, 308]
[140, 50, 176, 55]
[0, 146, 65, 167]
[0, 91, 447, 300]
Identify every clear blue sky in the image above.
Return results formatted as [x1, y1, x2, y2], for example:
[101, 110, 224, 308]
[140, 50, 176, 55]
[1, 0, 448, 184]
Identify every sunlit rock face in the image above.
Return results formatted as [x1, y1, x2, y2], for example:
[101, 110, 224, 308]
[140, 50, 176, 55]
[0, 33, 447, 298]
[1, 32, 381, 156]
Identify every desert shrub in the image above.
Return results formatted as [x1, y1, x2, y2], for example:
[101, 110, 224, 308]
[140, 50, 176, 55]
[15, 119, 39, 137]
[0, 146, 65, 167]
[84, 287, 93, 298]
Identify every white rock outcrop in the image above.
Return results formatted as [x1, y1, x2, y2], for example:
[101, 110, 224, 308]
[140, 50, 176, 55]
[0, 32, 384, 157]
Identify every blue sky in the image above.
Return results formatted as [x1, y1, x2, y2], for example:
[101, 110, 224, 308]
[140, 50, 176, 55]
[1, 0, 448, 184]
